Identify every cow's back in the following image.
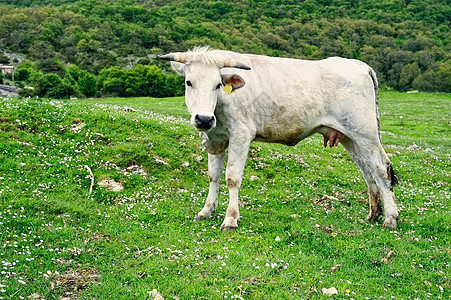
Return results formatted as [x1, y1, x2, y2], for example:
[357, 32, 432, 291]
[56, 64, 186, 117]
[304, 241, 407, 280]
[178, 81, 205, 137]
[213, 50, 377, 145]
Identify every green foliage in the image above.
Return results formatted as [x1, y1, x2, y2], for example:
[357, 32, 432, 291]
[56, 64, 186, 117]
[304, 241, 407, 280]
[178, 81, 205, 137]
[15, 60, 33, 81]
[434, 58, 451, 92]
[0, 72, 3, 84]
[165, 74, 185, 97]
[66, 64, 82, 82]
[30, 72, 78, 99]
[0, 0, 449, 91]
[18, 61, 185, 99]
[0, 52, 8, 63]
[97, 66, 127, 96]
[78, 71, 97, 97]
[98, 64, 184, 97]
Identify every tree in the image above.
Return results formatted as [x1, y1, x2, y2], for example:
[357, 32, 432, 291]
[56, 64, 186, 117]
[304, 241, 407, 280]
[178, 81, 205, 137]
[1, 0, 450, 92]
[78, 71, 97, 97]
[399, 63, 421, 91]
[33, 73, 78, 99]
[0, 52, 8, 63]
[434, 59, 451, 92]
[165, 74, 185, 97]
[15, 61, 33, 82]
[98, 66, 127, 96]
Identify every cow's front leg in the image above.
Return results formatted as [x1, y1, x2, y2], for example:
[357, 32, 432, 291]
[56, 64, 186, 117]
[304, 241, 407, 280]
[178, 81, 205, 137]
[196, 152, 226, 220]
[220, 137, 251, 232]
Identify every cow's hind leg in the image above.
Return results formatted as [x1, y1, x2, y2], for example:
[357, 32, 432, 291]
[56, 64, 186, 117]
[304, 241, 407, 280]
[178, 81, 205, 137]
[196, 152, 226, 220]
[341, 136, 398, 228]
[341, 137, 383, 222]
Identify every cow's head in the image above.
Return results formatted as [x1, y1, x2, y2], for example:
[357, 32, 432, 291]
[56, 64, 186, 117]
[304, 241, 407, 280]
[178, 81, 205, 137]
[160, 48, 250, 132]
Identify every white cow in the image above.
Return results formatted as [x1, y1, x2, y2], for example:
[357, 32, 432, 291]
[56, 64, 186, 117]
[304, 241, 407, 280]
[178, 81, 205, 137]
[160, 47, 399, 232]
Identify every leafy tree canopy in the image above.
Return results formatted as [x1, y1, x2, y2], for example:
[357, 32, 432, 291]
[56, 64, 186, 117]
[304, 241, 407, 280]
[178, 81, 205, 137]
[1, 0, 449, 91]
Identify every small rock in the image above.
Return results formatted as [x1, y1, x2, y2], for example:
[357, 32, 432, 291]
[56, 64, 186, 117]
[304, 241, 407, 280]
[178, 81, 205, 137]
[28, 293, 45, 300]
[17, 141, 34, 146]
[424, 148, 433, 153]
[98, 179, 123, 192]
[330, 264, 341, 273]
[154, 294, 164, 300]
[93, 132, 105, 138]
[250, 175, 259, 181]
[322, 195, 338, 201]
[275, 236, 281, 242]
[70, 122, 86, 132]
[125, 165, 148, 176]
[154, 156, 169, 165]
[181, 162, 190, 168]
[124, 106, 137, 112]
[294, 155, 310, 168]
[407, 143, 421, 150]
[322, 287, 338, 296]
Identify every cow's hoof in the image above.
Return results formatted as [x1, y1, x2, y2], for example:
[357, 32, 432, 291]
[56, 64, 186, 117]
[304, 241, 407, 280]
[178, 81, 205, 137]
[365, 211, 382, 223]
[195, 207, 215, 220]
[220, 217, 238, 232]
[382, 215, 398, 229]
[196, 212, 211, 220]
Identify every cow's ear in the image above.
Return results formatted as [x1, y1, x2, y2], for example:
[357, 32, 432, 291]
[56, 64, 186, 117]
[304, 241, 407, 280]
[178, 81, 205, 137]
[171, 62, 186, 76]
[221, 74, 245, 91]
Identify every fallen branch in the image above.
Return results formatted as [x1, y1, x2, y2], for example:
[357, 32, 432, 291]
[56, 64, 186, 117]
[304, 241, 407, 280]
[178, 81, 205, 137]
[85, 165, 94, 194]
[381, 250, 394, 264]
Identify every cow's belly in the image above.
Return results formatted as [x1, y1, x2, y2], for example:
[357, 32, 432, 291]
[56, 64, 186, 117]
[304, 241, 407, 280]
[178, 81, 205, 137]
[254, 122, 311, 146]
[251, 99, 321, 146]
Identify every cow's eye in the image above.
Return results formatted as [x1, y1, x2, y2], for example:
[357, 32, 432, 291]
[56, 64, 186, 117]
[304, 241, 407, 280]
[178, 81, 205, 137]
[186, 81, 193, 87]
[215, 83, 221, 90]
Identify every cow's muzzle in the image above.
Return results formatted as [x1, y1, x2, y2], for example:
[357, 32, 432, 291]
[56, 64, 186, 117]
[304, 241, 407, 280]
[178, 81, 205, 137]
[194, 114, 215, 131]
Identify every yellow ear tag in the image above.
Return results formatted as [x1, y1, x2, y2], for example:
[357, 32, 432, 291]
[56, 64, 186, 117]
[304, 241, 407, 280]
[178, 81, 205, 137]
[223, 83, 235, 94]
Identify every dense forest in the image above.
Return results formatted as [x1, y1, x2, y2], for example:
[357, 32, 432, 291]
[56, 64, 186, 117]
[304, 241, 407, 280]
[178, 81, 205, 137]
[0, 0, 450, 98]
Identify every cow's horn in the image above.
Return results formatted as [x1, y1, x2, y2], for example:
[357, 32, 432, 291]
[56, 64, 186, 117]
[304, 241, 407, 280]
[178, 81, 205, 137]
[159, 53, 189, 63]
[222, 58, 251, 70]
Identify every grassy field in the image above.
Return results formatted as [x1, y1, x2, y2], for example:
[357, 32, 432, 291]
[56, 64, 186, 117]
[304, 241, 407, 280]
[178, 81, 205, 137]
[0, 92, 449, 299]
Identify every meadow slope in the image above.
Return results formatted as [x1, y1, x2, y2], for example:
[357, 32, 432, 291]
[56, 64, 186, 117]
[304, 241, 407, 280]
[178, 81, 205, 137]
[0, 93, 450, 299]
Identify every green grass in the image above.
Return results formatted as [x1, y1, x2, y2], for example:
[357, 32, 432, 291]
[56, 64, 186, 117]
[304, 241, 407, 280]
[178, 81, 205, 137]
[0, 92, 450, 299]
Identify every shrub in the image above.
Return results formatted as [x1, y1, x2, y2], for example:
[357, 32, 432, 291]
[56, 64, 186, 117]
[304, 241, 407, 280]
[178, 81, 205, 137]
[165, 74, 185, 97]
[45, 79, 77, 99]
[15, 60, 34, 82]
[98, 64, 178, 97]
[434, 59, 451, 92]
[98, 66, 127, 96]
[33, 73, 78, 99]
[78, 71, 97, 97]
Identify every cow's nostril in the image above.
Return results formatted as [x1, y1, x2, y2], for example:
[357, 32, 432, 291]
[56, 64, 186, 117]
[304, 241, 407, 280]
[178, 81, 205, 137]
[194, 115, 215, 130]
[194, 114, 203, 126]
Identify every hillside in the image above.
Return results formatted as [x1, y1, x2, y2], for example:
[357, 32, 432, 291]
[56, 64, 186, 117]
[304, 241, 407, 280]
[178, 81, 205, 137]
[0, 92, 450, 298]
[0, 0, 450, 91]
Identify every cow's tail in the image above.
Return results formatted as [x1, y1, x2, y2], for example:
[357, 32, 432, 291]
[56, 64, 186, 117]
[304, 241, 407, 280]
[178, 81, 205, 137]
[369, 67, 399, 188]
[369, 67, 381, 144]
